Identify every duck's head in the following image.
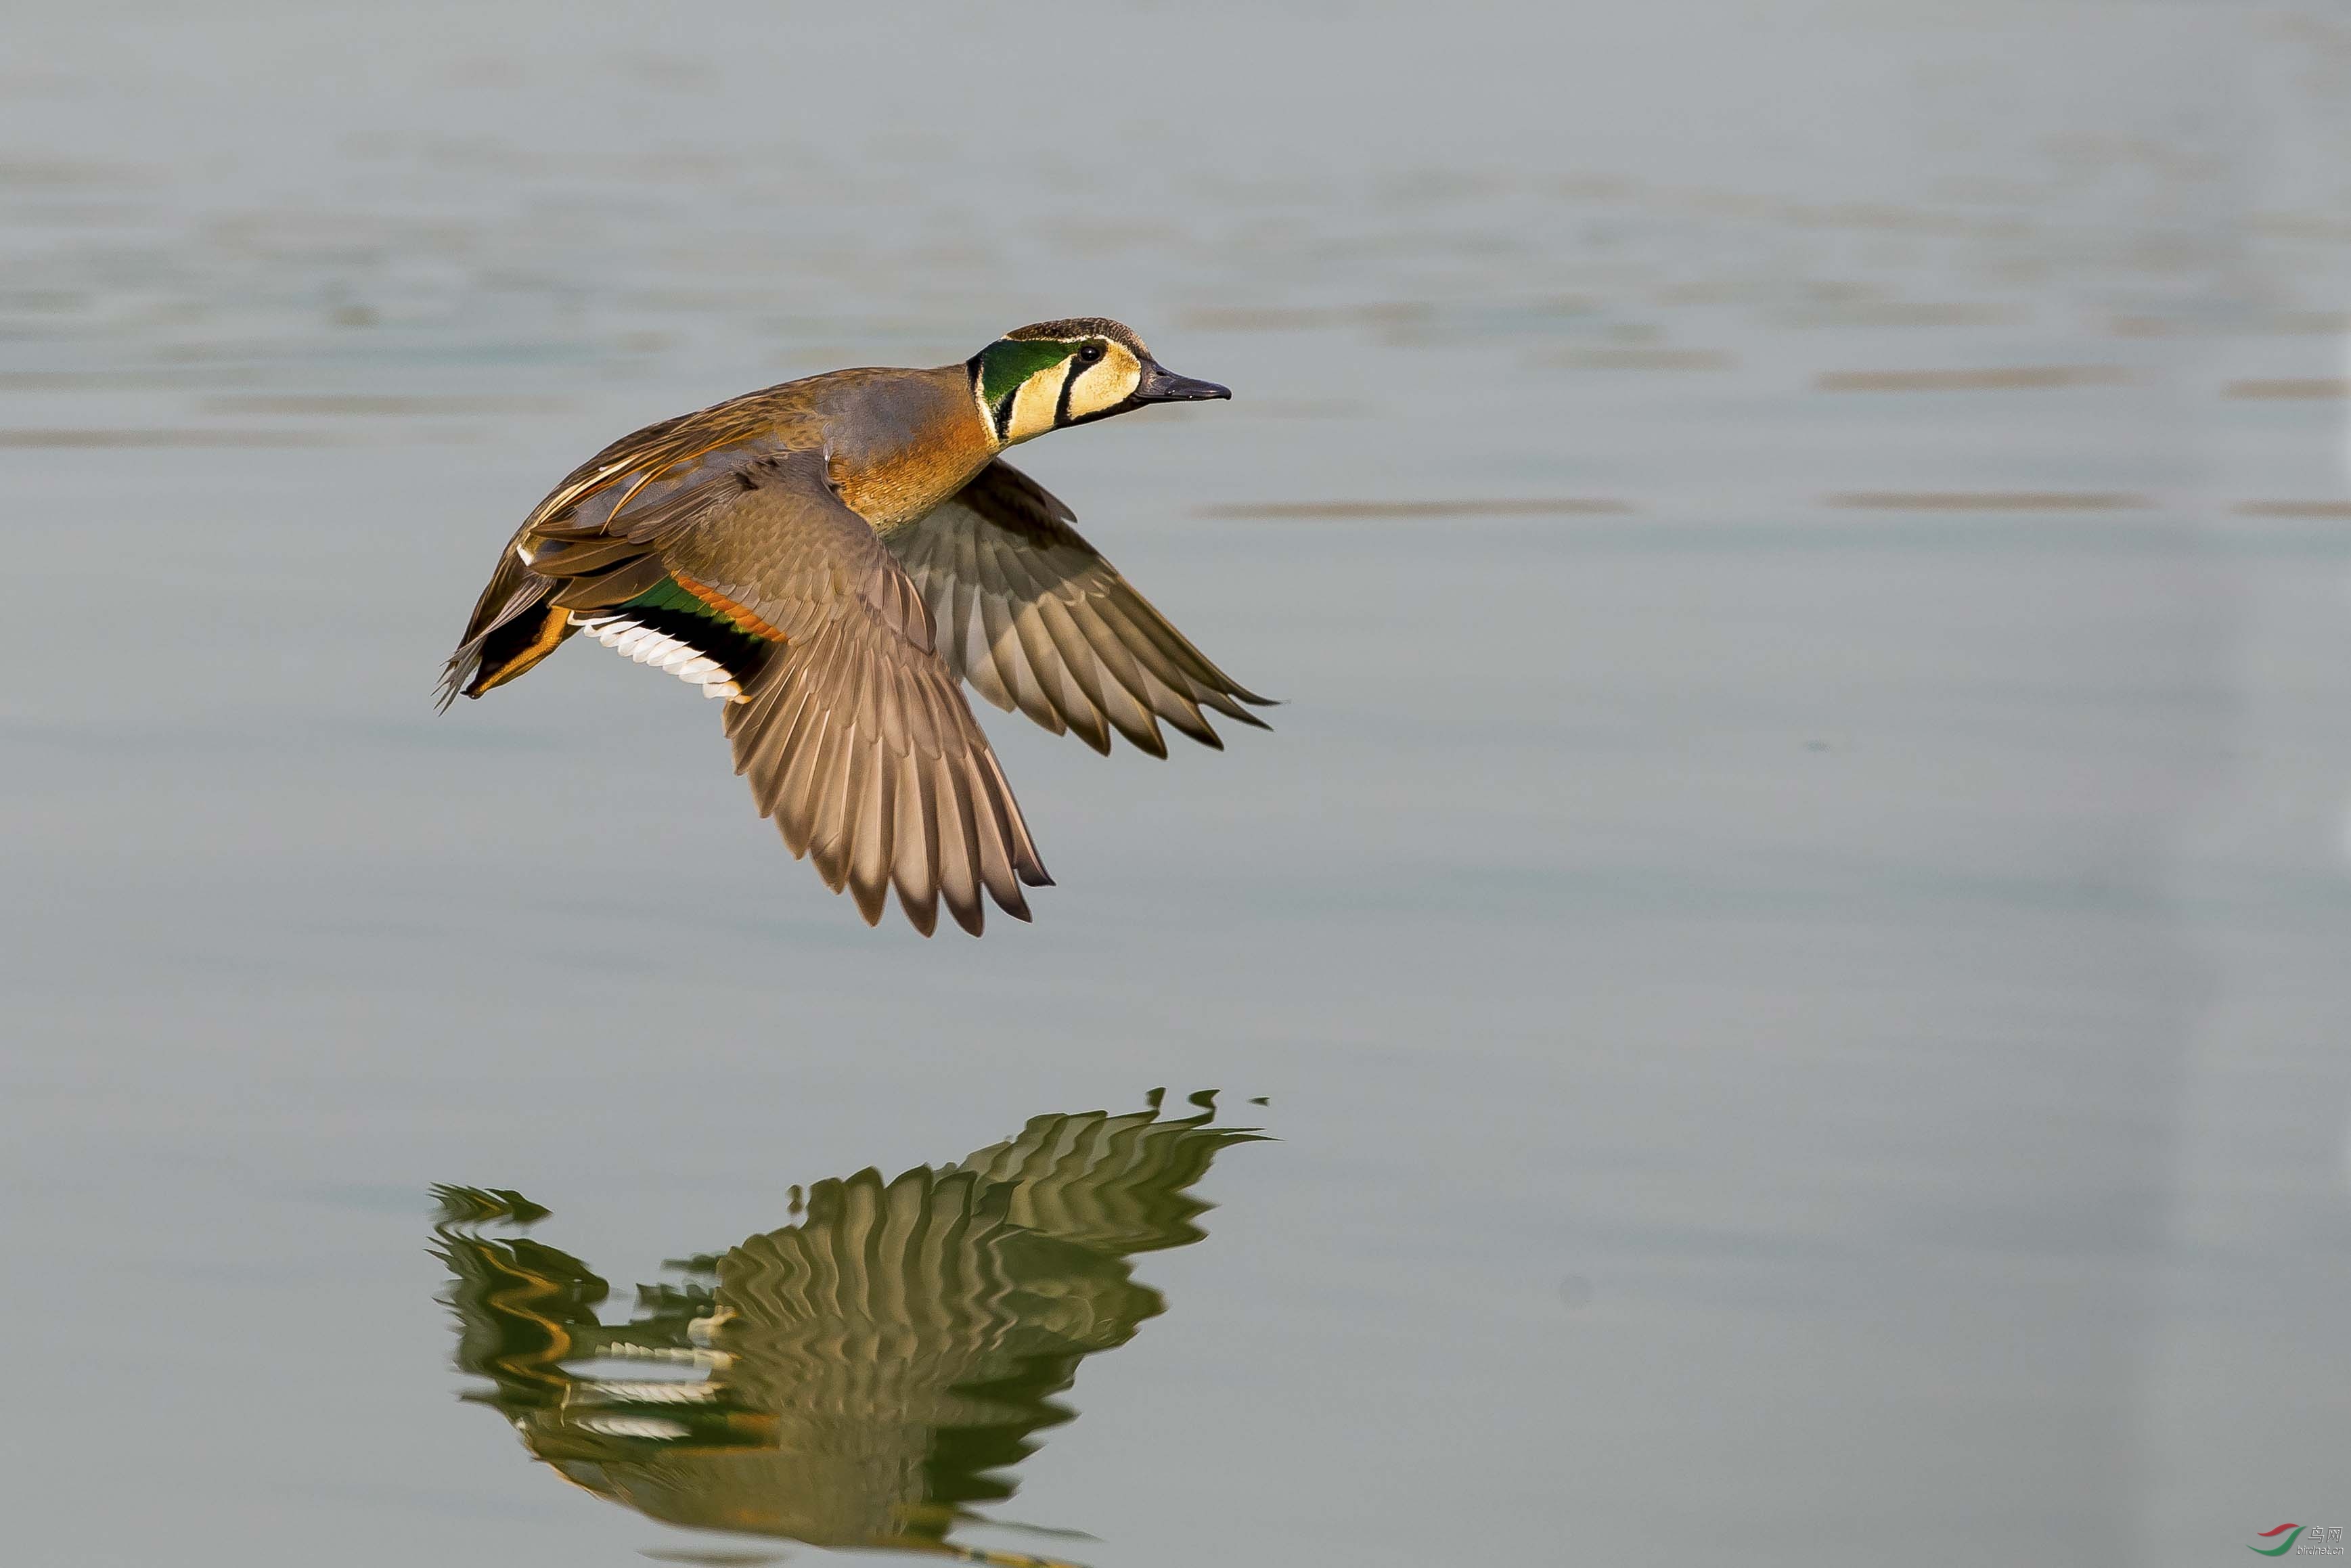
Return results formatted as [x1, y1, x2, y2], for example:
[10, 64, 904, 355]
[970, 317, 1230, 447]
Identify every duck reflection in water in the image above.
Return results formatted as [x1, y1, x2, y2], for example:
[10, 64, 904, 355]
[432, 1092, 1263, 1566]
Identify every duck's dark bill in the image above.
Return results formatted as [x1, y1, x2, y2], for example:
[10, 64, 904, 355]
[1132, 363, 1232, 403]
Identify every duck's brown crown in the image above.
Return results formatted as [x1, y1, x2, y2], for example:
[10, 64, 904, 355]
[1004, 317, 1150, 356]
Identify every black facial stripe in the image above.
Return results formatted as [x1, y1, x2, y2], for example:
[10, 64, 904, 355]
[992, 388, 1018, 442]
[1054, 358, 1082, 428]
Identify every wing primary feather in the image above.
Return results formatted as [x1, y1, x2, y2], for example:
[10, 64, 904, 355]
[804, 707, 856, 887]
[980, 585, 1062, 734]
[1067, 593, 1156, 702]
[1084, 593, 1215, 698]
[844, 737, 890, 925]
[933, 755, 984, 937]
[966, 760, 1030, 919]
[892, 759, 941, 937]
[974, 744, 1052, 887]
[1191, 686, 1275, 727]
[744, 671, 818, 812]
[1090, 589, 1272, 711]
[1141, 673, 1225, 748]
[1016, 602, 1106, 752]
[1032, 596, 1119, 752]
[746, 675, 806, 813]
[774, 702, 831, 859]
[958, 603, 1016, 713]
[1066, 601, 1169, 755]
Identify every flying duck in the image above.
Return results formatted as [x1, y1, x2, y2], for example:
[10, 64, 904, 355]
[439, 319, 1268, 936]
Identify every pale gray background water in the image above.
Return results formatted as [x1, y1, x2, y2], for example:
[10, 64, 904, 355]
[5, 2, 2349, 1563]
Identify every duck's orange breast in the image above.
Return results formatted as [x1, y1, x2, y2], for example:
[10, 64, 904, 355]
[818, 366, 998, 529]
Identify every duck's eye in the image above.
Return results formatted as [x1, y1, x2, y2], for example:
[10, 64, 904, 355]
[1076, 343, 1105, 365]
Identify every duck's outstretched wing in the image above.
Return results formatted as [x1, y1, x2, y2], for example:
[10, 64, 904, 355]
[520, 447, 1049, 937]
[885, 460, 1272, 758]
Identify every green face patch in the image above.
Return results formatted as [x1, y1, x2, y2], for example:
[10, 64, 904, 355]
[976, 337, 1078, 403]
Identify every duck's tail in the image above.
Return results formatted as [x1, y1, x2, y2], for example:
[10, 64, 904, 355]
[436, 544, 573, 711]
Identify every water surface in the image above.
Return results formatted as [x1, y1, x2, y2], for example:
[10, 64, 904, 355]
[5, 3, 2350, 1564]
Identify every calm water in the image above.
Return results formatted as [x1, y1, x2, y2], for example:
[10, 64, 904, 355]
[6, 3, 2351, 1563]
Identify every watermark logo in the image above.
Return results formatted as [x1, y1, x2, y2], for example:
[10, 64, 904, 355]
[2251, 1525, 2346, 1557]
